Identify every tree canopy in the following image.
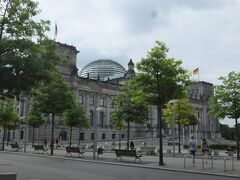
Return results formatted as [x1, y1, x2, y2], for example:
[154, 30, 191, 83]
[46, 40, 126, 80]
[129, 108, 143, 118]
[31, 73, 75, 155]
[63, 103, 89, 146]
[111, 81, 149, 149]
[163, 98, 198, 153]
[0, 0, 58, 99]
[0, 98, 19, 149]
[32, 73, 74, 116]
[133, 41, 190, 165]
[163, 98, 198, 126]
[209, 71, 240, 159]
[134, 41, 190, 106]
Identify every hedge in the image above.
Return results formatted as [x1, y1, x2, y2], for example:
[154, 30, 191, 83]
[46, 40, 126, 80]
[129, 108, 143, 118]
[183, 144, 236, 150]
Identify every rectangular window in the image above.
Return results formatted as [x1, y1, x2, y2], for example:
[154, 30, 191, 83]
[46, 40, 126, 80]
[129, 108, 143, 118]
[89, 111, 94, 126]
[20, 101, 24, 117]
[59, 131, 67, 141]
[12, 131, 15, 140]
[89, 97, 95, 105]
[79, 133, 84, 141]
[121, 134, 125, 139]
[16, 107, 19, 114]
[112, 134, 115, 139]
[79, 95, 84, 104]
[102, 133, 106, 140]
[100, 98, 105, 107]
[20, 131, 24, 140]
[91, 133, 94, 140]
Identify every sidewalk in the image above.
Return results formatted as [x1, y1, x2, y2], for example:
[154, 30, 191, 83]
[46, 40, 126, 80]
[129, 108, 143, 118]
[2, 145, 240, 177]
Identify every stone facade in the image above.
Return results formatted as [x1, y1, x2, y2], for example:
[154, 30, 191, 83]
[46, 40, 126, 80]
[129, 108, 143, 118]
[188, 81, 220, 139]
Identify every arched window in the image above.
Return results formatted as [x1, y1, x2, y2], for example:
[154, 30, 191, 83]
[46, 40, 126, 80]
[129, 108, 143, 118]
[79, 95, 84, 104]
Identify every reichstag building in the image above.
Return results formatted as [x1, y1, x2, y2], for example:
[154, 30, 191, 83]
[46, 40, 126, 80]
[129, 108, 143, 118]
[10, 42, 220, 146]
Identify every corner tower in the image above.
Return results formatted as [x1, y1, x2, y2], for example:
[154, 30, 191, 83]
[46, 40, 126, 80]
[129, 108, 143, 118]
[125, 59, 135, 78]
[56, 42, 80, 79]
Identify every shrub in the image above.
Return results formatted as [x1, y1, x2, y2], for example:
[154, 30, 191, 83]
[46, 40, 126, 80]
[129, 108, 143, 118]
[209, 144, 236, 150]
[183, 145, 201, 149]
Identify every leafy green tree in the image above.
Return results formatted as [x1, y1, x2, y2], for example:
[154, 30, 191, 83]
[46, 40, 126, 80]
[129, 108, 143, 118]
[63, 103, 89, 147]
[111, 82, 149, 150]
[6, 112, 19, 146]
[163, 98, 198, 153]
[0, 98, 19, 150]
[0, 0, 59, 99]
[209, 71, 240, 159]
[133, 41, 190, 165]
[219, 124, 236, 140]
[32, 73, 75, 155]
[111, 111, 125, 150]
[27, 109, 45, 145]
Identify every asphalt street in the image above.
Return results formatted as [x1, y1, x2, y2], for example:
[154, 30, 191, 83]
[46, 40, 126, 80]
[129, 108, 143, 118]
[0, 152, 238, 180]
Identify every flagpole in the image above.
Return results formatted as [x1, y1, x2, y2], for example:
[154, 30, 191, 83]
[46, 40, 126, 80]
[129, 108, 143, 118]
[54, 22, 58, 42]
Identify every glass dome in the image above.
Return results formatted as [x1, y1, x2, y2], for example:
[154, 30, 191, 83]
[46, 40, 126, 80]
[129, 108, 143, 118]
[79, 59, 126, 81]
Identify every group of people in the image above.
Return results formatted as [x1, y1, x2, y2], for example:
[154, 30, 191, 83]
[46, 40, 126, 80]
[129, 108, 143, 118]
[188, 136, 209, 164]
[43, 138, 60, 149]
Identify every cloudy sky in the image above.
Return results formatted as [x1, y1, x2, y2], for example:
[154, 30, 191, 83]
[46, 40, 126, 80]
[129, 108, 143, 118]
[38, 0, 240, 126]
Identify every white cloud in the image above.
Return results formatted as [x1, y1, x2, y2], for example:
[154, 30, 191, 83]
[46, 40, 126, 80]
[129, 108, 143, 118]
[37, 0, 240, 83]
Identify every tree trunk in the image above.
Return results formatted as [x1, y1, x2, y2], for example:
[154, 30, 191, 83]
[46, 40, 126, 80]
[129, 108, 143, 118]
[127, 121, 130, 149]
[158, 104, 164, 165]
[50, 114, 55, 156]
[2, 124, 6, 150]
[236, 118, 239, 160]
[178, 122, 181, 153]
[119, 130, 121, 150]
[32, 127, 35, 145]
[7, 128, 10, 146]
[70, 127, 72, 147]
[0, 0, 11, 40]
[78, 127, 80, 147]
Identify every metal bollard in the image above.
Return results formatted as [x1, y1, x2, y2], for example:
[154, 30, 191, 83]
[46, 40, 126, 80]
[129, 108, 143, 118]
[211, 156, 213, 169]
[232, 157, 234, 171]
[202, 156, 204, 169]
[184, 154, 190, 168]
[224, 157, 227, 172]
[184, 156, 186, 168]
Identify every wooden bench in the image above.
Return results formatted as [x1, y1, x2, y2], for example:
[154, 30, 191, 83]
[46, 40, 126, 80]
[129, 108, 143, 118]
[140, 146, 156, 155]
[115, 149, 142, 163]
[10, 143, 23, 152]
[33, 145, 48, 153]
[65, 146, 84, 158]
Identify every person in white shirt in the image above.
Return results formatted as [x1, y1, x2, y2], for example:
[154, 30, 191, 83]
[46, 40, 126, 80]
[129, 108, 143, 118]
[189, 136, 197, 163]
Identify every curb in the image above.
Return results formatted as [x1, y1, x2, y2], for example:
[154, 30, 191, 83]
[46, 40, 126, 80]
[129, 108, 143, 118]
[1, 150, 240, 178]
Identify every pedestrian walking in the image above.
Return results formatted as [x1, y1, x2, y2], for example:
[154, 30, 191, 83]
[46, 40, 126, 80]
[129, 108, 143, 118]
[55, 138, 59, 149]
[130, 140, 134, 150]
[43, 139, 48, 150]
[201, 138, 209, 163]
[189, 136, 197, 164]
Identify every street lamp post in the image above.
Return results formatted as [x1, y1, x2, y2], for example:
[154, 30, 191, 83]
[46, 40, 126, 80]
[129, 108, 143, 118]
[170, 100, 176, 157]
[172, 123, 175, 157]
[20, 116, 27, 153]
[93, 107, 105, 159]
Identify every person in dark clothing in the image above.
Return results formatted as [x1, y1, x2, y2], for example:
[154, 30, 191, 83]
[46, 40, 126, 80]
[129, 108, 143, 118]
[55, 138, 59, 149]
[130, 141, 134, 150]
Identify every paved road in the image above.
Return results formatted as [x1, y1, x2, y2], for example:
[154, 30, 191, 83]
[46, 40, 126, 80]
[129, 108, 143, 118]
[0, 152, 238, 180]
